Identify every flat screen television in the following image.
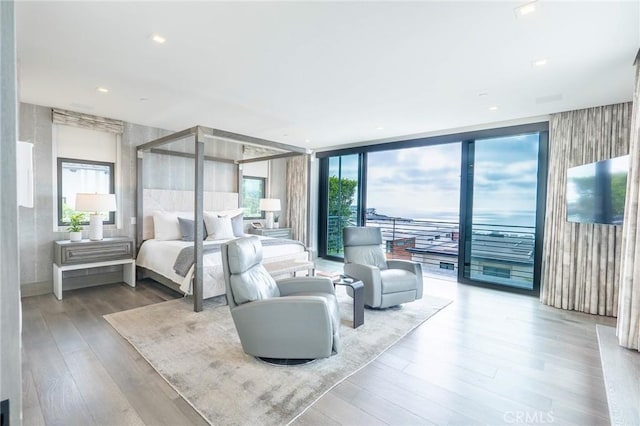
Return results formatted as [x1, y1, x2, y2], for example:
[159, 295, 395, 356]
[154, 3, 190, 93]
[566, 155, 628, 225]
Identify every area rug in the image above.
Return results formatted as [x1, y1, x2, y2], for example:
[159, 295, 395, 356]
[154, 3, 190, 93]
[104, 288, 452, 425]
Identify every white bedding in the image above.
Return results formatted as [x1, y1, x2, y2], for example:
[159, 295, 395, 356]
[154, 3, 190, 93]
[136, 236, 308, 299]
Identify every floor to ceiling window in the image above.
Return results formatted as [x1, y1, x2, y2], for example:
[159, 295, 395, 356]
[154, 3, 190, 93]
[317, 123, 548, 295]
[367, 143, 461, 279]
[460, 133, 544, 291]
[321, 154, 362, 259]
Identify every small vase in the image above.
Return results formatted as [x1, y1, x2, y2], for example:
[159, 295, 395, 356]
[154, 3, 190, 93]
[273, 223, 280, 229]
[70, 231, 82, 242]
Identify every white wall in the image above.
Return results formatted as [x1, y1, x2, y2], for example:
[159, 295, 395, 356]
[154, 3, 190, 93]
[1, 1, 23, 423]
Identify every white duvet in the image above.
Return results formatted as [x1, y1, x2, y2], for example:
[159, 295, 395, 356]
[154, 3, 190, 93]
[136, 236, 308, 299]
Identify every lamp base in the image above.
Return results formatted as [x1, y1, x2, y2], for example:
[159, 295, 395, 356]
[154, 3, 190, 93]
[265, 211, 274, 229]
[88, 214, 104, 241]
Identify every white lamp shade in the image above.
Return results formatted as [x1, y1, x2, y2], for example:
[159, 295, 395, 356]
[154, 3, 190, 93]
[75, 193, 117, 212]
[259, 198, 281, 212]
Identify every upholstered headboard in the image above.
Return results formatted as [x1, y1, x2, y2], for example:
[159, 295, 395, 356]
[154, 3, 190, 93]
[142, 189, 239, 241]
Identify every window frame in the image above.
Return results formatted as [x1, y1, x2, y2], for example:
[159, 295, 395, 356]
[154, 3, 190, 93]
[241, 175, 266, 219]
[57, 157, 115, 226]
[316, 121, 549, 297]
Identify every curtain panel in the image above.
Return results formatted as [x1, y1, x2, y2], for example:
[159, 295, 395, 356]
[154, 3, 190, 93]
[617, 56, 640, 351]
[285, 155, 308, 244]
[541, 102, 632, 316]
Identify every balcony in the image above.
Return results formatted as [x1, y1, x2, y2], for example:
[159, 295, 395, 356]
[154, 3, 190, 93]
[328, 216, 535, 286]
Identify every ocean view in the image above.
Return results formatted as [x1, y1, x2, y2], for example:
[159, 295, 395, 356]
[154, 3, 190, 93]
[373, 210, 537, 229]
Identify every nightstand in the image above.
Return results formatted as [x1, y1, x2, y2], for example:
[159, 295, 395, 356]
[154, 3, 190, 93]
[53, 237, 135, 300]
[248, 227, 292, 239]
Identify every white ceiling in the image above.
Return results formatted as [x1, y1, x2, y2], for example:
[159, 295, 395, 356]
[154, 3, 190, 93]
[16, 1, 639, 150]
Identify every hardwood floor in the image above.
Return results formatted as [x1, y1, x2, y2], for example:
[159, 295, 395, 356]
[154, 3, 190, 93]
[21, 280, 209, 426]
[22, 270, 616, 426]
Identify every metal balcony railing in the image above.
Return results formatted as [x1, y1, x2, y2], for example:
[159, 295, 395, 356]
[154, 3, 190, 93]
[328, 215, 536, 285]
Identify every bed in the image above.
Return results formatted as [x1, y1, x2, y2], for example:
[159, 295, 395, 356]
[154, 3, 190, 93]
[136, 189, 309, 299]
[137, 236, 308, 299]
[136, 126, 311, 312]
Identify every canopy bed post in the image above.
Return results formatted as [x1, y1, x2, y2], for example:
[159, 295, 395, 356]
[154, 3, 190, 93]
[136, 150, 144, 253]
[193, 128, 205, 312]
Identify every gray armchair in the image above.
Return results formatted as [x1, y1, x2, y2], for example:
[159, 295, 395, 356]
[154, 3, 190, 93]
[221, 236, 340, 360]
[343, 226, 423, 308]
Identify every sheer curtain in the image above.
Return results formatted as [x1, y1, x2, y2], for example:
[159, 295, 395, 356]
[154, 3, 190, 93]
[617, 53, 640, 351]
[285, 155, 308, 244]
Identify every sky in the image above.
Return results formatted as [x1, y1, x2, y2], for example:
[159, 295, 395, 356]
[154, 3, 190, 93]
[358, 133, 540, 221]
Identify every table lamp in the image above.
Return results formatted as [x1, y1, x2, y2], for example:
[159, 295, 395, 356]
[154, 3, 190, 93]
[75, 193, 117, 241]
[259, 198, 281, 229]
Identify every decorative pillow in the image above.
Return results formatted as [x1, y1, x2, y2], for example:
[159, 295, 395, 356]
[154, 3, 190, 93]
[178, 217, 207, 241]
[153, 211, 188, 241]
[206, 208, 243, 219]
[230, 213, 245, 237]
[204, 212, 235, 240]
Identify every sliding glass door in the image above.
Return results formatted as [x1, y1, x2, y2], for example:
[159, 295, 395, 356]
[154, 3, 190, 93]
[366, 144, 461, 278]
[317, 123, 547, 294]
[460, 133, 546, 292]
[322, 154, 362, 259]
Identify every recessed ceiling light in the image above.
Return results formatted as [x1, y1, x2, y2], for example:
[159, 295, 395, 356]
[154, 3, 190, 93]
[376, 126, 384, 130]
[305, 139, 311, 143]
[514, 1, 537, 18]
[139, 97, 149, 102]
[96, 87, 109, 93]
[532, 58, 548, 67]
[478, 92, 489, 97]
[151, 33, 166, 44]
[488, 106, 499, 111]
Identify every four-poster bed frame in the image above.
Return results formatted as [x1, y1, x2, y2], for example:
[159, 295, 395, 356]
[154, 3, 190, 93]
[136, 125, 310, 312]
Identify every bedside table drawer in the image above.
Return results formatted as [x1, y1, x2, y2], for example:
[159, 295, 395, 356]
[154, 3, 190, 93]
[264, 229, 291, 239]
[55, 239, 134, 266]
[248, 228, 292, 239]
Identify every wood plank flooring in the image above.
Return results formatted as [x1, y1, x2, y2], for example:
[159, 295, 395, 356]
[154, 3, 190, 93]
[22, 269, 617, 426]
[21, 280, 209, 426]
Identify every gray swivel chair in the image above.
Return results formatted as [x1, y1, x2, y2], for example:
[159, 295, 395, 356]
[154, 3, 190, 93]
[343, 226, 423, 309]
[221, 236, 340, 361]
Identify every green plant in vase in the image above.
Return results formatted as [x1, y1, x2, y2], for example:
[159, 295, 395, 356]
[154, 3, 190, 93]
[273, 215, 280, 229]
[67, 212, 84, 242]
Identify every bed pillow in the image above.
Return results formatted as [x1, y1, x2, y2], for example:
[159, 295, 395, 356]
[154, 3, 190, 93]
[178, 217, 207, 241]
[153, 212, 187, 241]
[204, 212, 235, 240]
[208, 208, 243, 218]
[231, 213, 245, 237]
